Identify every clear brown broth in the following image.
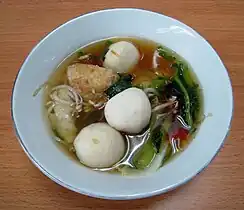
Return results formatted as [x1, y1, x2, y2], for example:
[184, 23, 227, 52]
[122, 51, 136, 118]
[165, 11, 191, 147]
[44, 37, 202, 165]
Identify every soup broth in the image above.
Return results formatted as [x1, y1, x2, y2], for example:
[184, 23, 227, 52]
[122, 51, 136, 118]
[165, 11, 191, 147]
[42, 37, 203, 174]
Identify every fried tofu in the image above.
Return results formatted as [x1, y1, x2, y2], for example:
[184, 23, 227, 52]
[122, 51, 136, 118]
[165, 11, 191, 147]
[67, 63, 118, 101]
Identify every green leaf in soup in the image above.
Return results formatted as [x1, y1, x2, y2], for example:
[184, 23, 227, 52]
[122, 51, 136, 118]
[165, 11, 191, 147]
[134, 126, 169, 169]
[171, 61, 202, 129]
[148, 76, 171, 97]
[171, 63, 193, 127]
[133, 112, 168, 169]
[77, 50, 85, 57]
[32, 82, 48, 97]
[133, 80, 152, 90]
[151, 76, 170, 89]
[105, 40, 113, 47]
[133, 142, 156, 169]
[157, 46, 176, 61]
[187, 83, 202, 124]
[105, 74, 133, 98]
[174, 77, 192, 127]
[172, 62, 194, 88]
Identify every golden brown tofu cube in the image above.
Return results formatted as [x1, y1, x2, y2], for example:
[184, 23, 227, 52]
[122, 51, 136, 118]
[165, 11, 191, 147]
[67, 64, 118, 101]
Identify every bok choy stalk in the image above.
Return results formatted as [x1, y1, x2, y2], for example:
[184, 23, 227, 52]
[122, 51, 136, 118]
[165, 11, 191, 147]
[133, 113, 166, 169]
[132, 141, 156, 170]
[118, 146, 167, 176]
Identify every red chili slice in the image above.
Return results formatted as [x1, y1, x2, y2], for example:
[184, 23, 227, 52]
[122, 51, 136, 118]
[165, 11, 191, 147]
[172, 128, 189, 141]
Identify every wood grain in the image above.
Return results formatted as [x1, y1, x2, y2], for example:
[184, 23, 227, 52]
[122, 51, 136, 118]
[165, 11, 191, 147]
[0, 0, 243, 209]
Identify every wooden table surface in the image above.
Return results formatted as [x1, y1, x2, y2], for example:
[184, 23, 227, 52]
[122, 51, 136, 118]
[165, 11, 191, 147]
[0, 0, 243, 209]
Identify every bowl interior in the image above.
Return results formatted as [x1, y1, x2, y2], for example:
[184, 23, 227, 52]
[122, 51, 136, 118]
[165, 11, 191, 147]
[12, 9, 233, 200]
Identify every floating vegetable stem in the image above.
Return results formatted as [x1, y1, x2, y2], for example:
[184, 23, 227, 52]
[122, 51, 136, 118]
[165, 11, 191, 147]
[133, 112, 166, 169]
[32, 82, 48, 97]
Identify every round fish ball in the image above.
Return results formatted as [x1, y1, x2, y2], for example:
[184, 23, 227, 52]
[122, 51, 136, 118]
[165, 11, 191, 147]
[74, 123, 125, 168]
[104, 88, 151, 134]
[103, 41, 140, 73]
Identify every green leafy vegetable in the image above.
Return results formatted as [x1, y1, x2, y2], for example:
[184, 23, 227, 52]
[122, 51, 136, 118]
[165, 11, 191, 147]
[133, 112, 172, 169]
[105, 74, 133, 98]
[133, 142, 156, 169]
[105, 40, 113, 46]
[133, 113, 165, 169]
[172, 62, 202, 129]
[174, 62, 195, 87]
[133, 76, 170, 92]
[187, 83, 201, 124]
[151, 76, 170, 90]
[171, 62, 193, 127]
[77, 50, 85, 57]
[32, 82, 48, 97]
[157, 46, 176, 61]
[174, 78, 192, 127]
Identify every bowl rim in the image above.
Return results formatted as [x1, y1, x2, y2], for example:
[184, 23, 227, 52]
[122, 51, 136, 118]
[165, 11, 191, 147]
[11, 8, 234, 200]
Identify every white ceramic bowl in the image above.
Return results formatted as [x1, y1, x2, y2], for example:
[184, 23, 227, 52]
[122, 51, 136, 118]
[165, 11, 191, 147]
[12, 8, 233, 200]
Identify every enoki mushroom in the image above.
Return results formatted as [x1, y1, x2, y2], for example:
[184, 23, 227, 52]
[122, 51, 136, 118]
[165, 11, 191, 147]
[46, 85, 83, 117]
